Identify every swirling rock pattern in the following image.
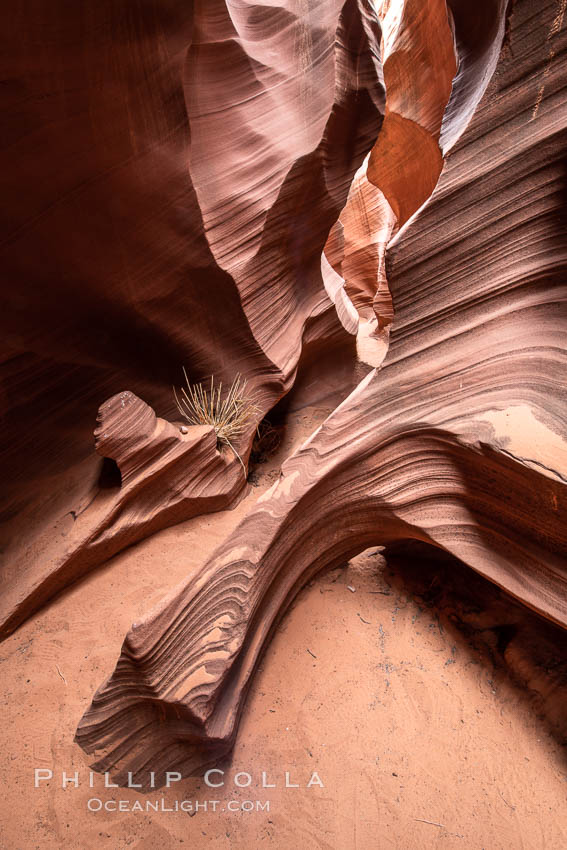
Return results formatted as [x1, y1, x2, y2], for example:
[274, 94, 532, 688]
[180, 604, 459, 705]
[322, 0, 507, 365]
[76, 0, 567, 785]
[1, 0, 385, 631]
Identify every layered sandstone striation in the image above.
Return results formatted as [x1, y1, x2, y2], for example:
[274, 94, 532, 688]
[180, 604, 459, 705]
[0, 392, 247, 637]
[1, 0, 384, 631]
[1, 0, 565, 792]
[74, 0, 567, 787]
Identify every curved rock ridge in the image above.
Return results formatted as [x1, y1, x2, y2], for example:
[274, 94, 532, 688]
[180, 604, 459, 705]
[1, 0, 385, 633]
[322, 0, 455, 365]
[324, 0, 509, 366]
[182, 0, 385, 368]
[76, 0, 567, 785]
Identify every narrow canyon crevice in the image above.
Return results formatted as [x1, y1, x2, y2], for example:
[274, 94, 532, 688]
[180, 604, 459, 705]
[1, 0, 385, 636]
[0, 0, 510, 640]
[70, 0, 567, 788]
[3, 0, 567, 847]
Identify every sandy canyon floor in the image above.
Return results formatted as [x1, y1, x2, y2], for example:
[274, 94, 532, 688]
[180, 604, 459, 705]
[1, 400, 566, 850]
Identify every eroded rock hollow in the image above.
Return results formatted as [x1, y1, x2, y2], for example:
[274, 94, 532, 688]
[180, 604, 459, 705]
[2, 0, 566, 789]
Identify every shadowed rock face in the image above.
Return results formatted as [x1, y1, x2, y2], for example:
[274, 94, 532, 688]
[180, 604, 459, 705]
[1, 0, 384, 632]
[2, 0, 566, 788]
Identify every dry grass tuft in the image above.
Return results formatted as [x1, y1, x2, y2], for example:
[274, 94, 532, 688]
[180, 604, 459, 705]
[174, 369, 258, 472]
